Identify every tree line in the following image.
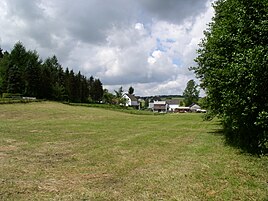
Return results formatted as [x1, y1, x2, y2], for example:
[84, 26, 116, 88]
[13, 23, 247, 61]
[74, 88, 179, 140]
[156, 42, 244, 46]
[0, 42, 103, 103]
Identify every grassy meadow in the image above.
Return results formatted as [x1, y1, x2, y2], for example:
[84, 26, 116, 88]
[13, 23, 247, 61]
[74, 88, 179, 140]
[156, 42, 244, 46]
[0, 102, 267, 200]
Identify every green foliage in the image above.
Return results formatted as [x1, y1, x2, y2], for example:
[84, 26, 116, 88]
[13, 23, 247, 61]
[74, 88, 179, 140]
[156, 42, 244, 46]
[0, 42, 103, 103]
[114, 86, 126, 105]
[90, 78, 103, 102]
[88, 76, 104, 103]
[2, 93, 21, 99]
[183, 79, 199, 106]
[114, 86, 123, 98]
[7, 65, 22, 94]
[0, 47, 3, 59]
[191, 0, 268, 154]
[0, 50, 9, 94]
[128, 86, 134, 95]
[144, 98, 149, 108]
[102, 89, 115, 104]
[24, 51, 41, 97]
[0, 98, 40, 104]
[52, 82, 66, 101]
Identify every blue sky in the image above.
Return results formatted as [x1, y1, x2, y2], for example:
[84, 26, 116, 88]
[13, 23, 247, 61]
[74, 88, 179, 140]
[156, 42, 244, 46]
[0, 0, 214, 96]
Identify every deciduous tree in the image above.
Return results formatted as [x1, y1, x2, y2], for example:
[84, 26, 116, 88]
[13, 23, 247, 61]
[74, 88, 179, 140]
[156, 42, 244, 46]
[102, 89, 114, 104]
[183, 79, 199, 106]
[191, 0, 268, 154]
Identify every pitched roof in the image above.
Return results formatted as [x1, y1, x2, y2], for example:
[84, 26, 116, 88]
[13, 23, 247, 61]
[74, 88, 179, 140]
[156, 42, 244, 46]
[124, 93, 138, 101]
[154, 101, 166, 105]
[166, 99, 180, 105]
[189, 103, 200, 108]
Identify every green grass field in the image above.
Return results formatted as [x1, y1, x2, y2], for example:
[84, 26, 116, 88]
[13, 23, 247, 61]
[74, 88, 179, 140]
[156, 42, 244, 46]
[0, 102, 267, 200]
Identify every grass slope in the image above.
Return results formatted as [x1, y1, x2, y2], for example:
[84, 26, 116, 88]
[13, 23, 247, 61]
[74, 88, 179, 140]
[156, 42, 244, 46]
[0, 102, 267, 200]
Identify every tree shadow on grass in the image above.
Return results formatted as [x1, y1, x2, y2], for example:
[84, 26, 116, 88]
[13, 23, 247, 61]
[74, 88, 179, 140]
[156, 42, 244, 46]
[207, 128, 249, 156]
[208, 128, 224, 136]
[207, 127, 267, 156]
[206, 120, 225, 136]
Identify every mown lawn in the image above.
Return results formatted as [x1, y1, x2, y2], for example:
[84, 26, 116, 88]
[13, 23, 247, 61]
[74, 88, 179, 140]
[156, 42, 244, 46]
[0, 102, 267, 200]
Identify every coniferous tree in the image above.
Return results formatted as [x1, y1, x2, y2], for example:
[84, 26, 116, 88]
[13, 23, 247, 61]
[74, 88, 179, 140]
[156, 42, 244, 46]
[68, 70, 76, 102]
[52, 82, 65, 101]
[7, 65, 22, 94]
[9, 42, 28, 69]
[88, 76, 94, 100]
[40, 62, 53, 99]
[0, 48, 3, 59]
[128, 86, 134, 95]
[0, 41, 104, 103]
[64, 68, 71, 100]
[7, 42, 28, 94]
[74, 71, 82, 102]
[91, 79, 103, 102]
[81, 75, 90, 102]
[0, 51, 10, 95]
[24, 51, 41, 97]
[57, 66, 65, 87]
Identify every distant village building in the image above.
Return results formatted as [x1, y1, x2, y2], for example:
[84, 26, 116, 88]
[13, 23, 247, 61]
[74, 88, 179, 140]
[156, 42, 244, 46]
[148, 96, 162, 109]
[148, 100, 154, 109]
[149, 100, 206, 113]
[166, 99, 180, 112]
[153, 101, 168, 113]
[175, 107, 190, 113]
[122, 93, 140, 107]
[189, 103, 201, 112]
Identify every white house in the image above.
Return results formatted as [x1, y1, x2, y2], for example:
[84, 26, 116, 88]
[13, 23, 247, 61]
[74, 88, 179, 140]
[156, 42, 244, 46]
[166, 99, 180, 112]
[148, 101, 154, 109]
[153, 101, 168, 113]
[150, 99, 180, 113]
[189, 103, 201, 112]
[149, 100, 206, 113]
[148, 97, 162, 109]
[122, 93, 139, 107]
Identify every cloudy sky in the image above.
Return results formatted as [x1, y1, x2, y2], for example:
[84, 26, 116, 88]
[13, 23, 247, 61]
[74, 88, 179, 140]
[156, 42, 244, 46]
[0, 0, 214, 96]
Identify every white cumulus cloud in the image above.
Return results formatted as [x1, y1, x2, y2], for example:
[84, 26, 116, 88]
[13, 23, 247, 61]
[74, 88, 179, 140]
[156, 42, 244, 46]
[0, 0, 214, 96]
